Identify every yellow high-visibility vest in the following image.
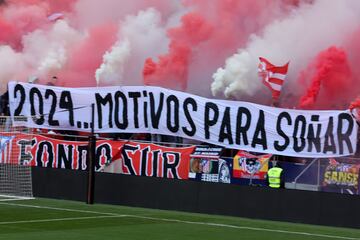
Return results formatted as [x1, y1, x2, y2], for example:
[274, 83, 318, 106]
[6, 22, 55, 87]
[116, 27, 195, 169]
[267, 167, 283, 188]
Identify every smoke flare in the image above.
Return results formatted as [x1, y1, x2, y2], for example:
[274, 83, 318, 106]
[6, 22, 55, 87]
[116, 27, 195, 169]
[298, 46, 352, 109]
[0, 0, 359, 110]
[143, 12, 213, 90]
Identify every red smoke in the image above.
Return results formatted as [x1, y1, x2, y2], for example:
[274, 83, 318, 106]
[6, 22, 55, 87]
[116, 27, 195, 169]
[0, 0, 358, 113]
[0, 0, 75, 50]
[58, 23, 118, 87]
[6, 0, 75, 12]
[298, 46, 353, 109]
[143, 12, 213, 90]
[349, 97, 360, 122]
[143, 43, 191, 90]
[349, 97, 360, 110]
[347, 29, 360, 116]
[345, 28, 360, 88]
[0, 3, 48, 50]
[144, 0, 300, 94]
[0, 0, 305, 94]
[185, 0, 300, 57]
[0, 17, 16, 46]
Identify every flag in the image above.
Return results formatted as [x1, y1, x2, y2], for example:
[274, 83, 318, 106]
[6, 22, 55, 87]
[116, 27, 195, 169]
[349, 97, 360, 123]
[233, 150, 272, 179]
[47, 13, 64, 22]
[258, 57, 289, 101]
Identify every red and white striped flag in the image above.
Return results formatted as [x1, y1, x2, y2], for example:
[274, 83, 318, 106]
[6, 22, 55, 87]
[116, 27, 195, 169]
[349, 97, 360, 123]
[258, 57, 289, 101]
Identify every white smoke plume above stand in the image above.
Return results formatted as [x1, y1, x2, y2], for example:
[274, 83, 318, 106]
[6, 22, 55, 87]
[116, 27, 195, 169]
[0, 46, 26, 93]
[30, 20, 82, 78]
[95, 39, 131, 86]
[0, 19, 81, 91]
[95, 8, 169, 86]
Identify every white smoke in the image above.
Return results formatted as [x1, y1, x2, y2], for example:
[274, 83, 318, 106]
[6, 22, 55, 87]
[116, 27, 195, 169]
[211, 0, 360, 100]
[38, 46, 67, 75]
[21, 20, 82, 80]
[0, 46, 26, 92]
[95, 39, 131, 86]
[96, 8, 169, 86]
[212, 51, 257, 99]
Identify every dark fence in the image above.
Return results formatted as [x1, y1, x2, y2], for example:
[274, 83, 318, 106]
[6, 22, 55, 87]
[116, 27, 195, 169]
[32, 167, 360, 229]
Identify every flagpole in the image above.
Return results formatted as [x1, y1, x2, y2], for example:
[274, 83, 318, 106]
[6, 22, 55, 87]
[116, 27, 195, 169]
[87, 103, 96, 204]
[257, 57, 289, 186]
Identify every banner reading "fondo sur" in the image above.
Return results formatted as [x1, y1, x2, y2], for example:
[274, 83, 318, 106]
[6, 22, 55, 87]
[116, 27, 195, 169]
[8, 81, 358, 158]
[0, 133, 194, 179]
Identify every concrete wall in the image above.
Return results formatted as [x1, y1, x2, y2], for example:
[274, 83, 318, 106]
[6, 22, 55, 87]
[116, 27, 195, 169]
[32, 167, 360, 228]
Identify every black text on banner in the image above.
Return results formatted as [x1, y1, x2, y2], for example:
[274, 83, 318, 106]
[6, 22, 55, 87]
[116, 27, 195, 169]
[8, 82, 358, 158]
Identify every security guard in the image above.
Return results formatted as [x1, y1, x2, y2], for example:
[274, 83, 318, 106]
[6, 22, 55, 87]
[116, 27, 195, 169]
[266, 160, 284, 188]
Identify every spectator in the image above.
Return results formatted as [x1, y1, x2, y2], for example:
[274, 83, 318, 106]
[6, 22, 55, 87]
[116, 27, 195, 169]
[0, 90, 9, 116]
[266, 159, 285, 188]
[50, 76, 58, 86]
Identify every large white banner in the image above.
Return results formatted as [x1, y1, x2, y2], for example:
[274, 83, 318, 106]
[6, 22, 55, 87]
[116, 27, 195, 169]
[8, 81, 358, 158]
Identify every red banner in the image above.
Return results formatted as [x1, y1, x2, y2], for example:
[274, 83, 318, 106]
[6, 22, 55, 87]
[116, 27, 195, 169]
[0, 133, 124, 171]
[120, 142, 195, 179]
[0, 133, 194, 179]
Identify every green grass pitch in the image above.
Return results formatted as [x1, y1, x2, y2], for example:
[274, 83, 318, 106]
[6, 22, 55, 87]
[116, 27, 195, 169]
[0, 198, 359, 240]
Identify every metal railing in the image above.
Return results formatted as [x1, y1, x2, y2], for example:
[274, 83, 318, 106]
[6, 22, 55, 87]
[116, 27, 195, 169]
[292, 158, 319, 190]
